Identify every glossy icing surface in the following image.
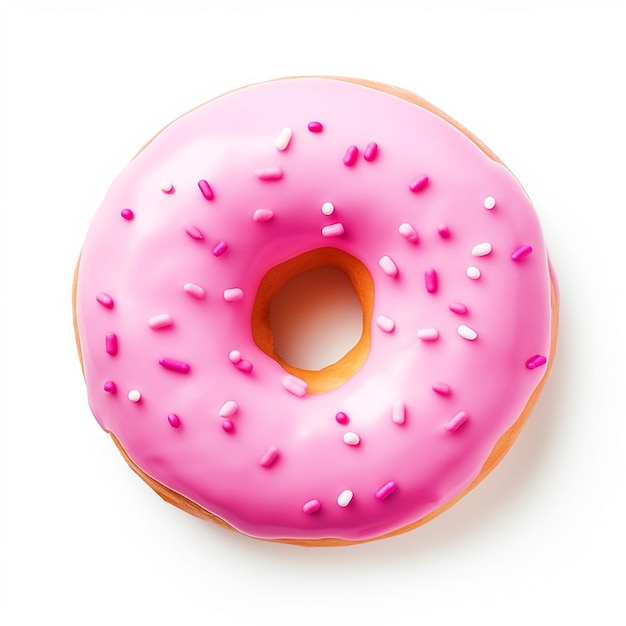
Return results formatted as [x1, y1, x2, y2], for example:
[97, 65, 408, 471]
[76, 78, 553, 542]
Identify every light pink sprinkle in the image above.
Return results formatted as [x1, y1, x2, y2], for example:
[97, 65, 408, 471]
[253, 209, 274, 223]
[158, 358, 191, 373]
[121, 208, 134, 220]
[160, 180, 173, 193]
[219, 400, 238, 418]
[321, 223, 345, 238]
[96, 293, 114, 309]
[364, 141, 379, 161]
[449, 302, 468, 315]
[148, 313, 173, 329]
[432, 383, 451, 396]
[375, 481, 397, 501]
[259, 446, 280, 468]
[185, 225, 204, 240]
[425, 268, 438, 293]
[167, 413, 181, 428]
[417, 328, 439, 341]
[183, 283, 205, 299]
[228, 350, 242, 364]
[399, 223, 419, 243]
[105, 333, 118, 356]
[321, 201, 335, 216]
[274, 127, 293, 151]
[458, 325, 478, 341]
[198, 179, 214, 200]
[222, 420, 234, 433]
[343, 145, 359, 166]
[302, 499, 321, 514]
[103, 380, 116, 393]
[335, 411, 349, 425]
[392, 401, 406, 425]
[483, 196, 496, 210]
[409, 175, 429, 192]
[376, 315, 395, 333]
[438, 224, 451, 239]
[307, 121, 323, 133]
[378, 255, 398, 277]
[128, 389, 141, 403]
[512, 245, 533, 261]
[235, 360, 253, 373]
[212, 241, 228, 257]
[343, 432, 360, 446]
[256, 167, 284, 181]
[446, 411, 469, 432]
[283, 375, 308, 397]
[224, 288, 244, 302]
[525, 354, 547, 370]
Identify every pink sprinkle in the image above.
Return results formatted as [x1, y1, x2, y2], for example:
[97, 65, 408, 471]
[103, 380, 116, 393]
[198, 179, 214, 200]
[158, 358, 191, 373]
[446, 411, 469, 432]
[228, 350, 242, 364]
[224, 288, 244, 302]
[525, 354, 547, 370]
[432, 383, 451, 396]
[96, 293, 114, 309]
[283, 375, 308, 397]
[212, 241, 228, 257]
[148, 313, 173, 329]
[343, 145, 359, 166]
[121, 208, 134, 220]
[417, 328, 439, 341]
[256, 167, 283, 181]
[392, 401, 406, 425]
[409, 175, 429, 192]
[219, 400, 238, 418]
[167, 413, 181, 428]
[398, 223, 419, 243]
[512, 245, 533, 261]
[235, 360, 253, 374]
[183, 283, 205, 299]
[449, 302, 468, 315]
[379, 255, 398, 277]
[307, 121, 323, 133]
[364, 141, 379, 161]
[425, 268, 438, 293]
[321, 223, 345, 237]
[160, 180, 174, 193]
[185, 225, 204, 240]
[259, 446, 280, 468]
[375, 481, 397, 501]
[437, 224, 450, 239]
[222, 419, 234, 433]
[376, 315, 395, 333]
[302, 499, 321, 514]
[335, 411, 349, 425]
[105, 333, 118, 356]
[253, 209, 274, 223]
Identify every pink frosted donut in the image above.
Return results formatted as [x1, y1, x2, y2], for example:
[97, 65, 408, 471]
[74, 77, 558, 545]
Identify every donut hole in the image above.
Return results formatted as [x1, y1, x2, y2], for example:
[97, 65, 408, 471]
[252, 248, 374, 394]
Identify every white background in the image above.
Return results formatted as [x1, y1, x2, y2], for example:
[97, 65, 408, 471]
[2, 3, 626, 625]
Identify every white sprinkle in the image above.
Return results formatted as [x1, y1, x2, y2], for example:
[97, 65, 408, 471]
[483, 196, 496, 210]
[183, 283, 206, 299]
[228, 350, 242, 364]
[343, 432, 360, 446]
[274, 127, 293, 151]
[219, 400, 238, 418]
[376, 315, 395, 333]
[321, 201, 335, 216]
[466, 266, 481, 280]
[148, 313, 173, 329]
[378, 255, 398, 277]
[253, 209, 274, 223]
[471, 242, 492, 257]
[224, 288, 244, 302]
[417, 328, 439, 341]
[128, 389, 141, 403]
[458, 324, 478, 341]
[337, 489, 354, 507]
[392, 401, 406, 425]
[398, 223, 418, 243]
[321, 223, 345, 237]
[160, 180, 173, 192]
[282, 375, 308, 397]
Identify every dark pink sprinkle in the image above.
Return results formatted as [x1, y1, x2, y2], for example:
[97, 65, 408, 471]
[105, 333, 118, 356]
[222, 419, 234, 433]
[335, 412, 349, 425]
[121, 208, 134, 220]
[212, 241, 228, 257]
[235, 360, 253, 374]
[96, 293, 114, 309]
[158, 358, 191, 373]
[449, 302, 468, 315]
[343, 145, 359, 166]
[409, 175, 429, 192]
[198, 179, 214, 200]
[437, 224, 450, 239]
[425, 268, 438, 294]
[307, 121, 323, 133]
[303, 499, 321, 514]
[256, 167, 283, 181]
[525, 354, 547, 370]
[512, 245, 533, 261]
[167, 413, 181, 428]
[375, 481, 397, 501]
[103, 380, 116, 393]
[432, 383, 451, 396]
[185, 225, 204, 240]
[363, 141, 379, 162]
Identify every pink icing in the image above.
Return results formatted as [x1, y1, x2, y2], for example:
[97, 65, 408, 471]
[75, 77, 555, 542]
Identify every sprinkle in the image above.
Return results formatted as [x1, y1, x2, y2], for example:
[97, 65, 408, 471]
[185, 225, 204, 240]
[158, 358, 191, 373]
[472, 242, 492, 257]
[160, 180, 173, 193]
[283, 375, 308, 397]
[198, 179, 214, 200]
[222, 420, 234, 433]
[438, 224, 451, 239]
[398, 223, 419, 243]
[425, 268, 438, 293]
[392, 401, 406, 425]
[223, 288, 244, 302]
[483, 196, 496, 210]
[121, 208, 134, 220]
[446, 411, 469, 432]
[183, 283, 205, 299]
[148, 313, 173, 329]
[343, 432, 360, 446]
[363, 141, 379, 161]
[167, 413, 181, 428]
[375, 481, 397, 501]
[409, 175, 429, 192]
[253, 209, 274, 223]
[376, 315, 395, 333]
[219, 401, 238, 418]
[274, 127, 293, 151]
[458, 325, 478, 341]
[321, 201, 335, 216]
[432, 383, 451, 396]
[105, 333, 118, 356]
[337, 490, 354, 507]
[512, 245, 533, 261]
[212, 241, 228, 257]
[103, 380, 116, 393]
[256, 167, 284, 181]
[449, 302, 468, 315]
[466, 266, 481, 280]
[307, 121, 323, 133]
[525, 354, 547, 370]
[321, 223, 345, 237]
[96, 293, 114, 309]
[417, 328, 439, 341]
[343, 145, 359, 166]
[235, 360, 254, 373]
[128, 389, 141, 403]
[335, 412, 349, 425]
[228, 350, 242, 363]
[302, 499, 321, 514]
[259, 446, 280, 468]
[378, 256, 398, 277]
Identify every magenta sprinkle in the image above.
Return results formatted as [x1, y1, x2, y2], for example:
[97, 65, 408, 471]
[449, 302, 468, 315]
[96, 293, 114, 309]
[105, 333, 118, 356]
[121, 208, 134, 221]
[185, 225, 204, 240]
[335, 412, 349, 425]
[222, 419, 234, 433]
[302, 499, 321, 514]
[158, 358, 191, 373]
[198, 179, 214, 200]
[103, 380, 116, 393]
[425, 268, 438, 293]
[212, 241, 228, 257]
[525, 354, 547, 370]
[167, 413, 181, 428]
[409, 175, 429, 192]
[235, 359, 253, 374]
[343, 145, 359, 166]
[363, 141, 379, 162]
[375, 481, 397, 501]
[260, 446, 280, 468]
[437, 224, 450, 239]
[432, 383, 451, 396]
[511, 244, 533, 261]
[307, 121, 323, 133]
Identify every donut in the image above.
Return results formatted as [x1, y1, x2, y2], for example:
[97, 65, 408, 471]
[73, 77, 558, 545]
